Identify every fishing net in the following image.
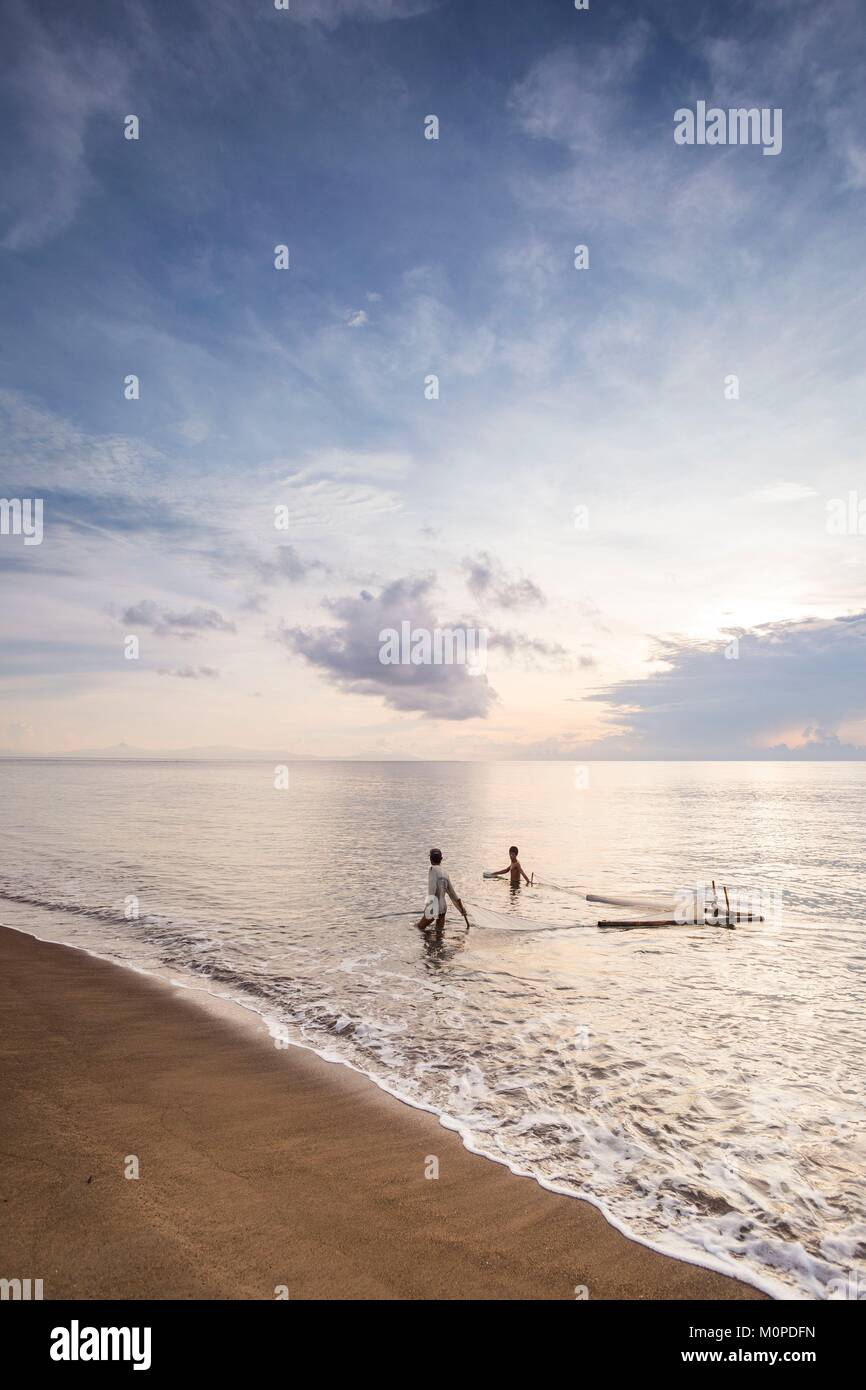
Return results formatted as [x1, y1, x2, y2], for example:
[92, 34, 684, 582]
[463, 901, 581, 932]
[466, 879, 713, 930]
[365, 881, 729, 931]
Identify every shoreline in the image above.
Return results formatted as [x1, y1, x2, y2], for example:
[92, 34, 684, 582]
[0, 923, 766, 1300]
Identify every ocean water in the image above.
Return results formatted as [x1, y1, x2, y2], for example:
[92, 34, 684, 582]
[2, 758, 864, 1300]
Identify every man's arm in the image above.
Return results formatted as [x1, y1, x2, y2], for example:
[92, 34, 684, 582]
[447, 880, 467, 916]
[490, 865, 512, 876]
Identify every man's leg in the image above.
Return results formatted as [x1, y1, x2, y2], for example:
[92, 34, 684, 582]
[414, 896, 439, 932]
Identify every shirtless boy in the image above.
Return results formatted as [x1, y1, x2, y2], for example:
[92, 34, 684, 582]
[489, 845, 531, 887]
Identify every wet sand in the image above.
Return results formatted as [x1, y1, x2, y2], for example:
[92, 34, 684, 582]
[0, 925, 765, 1300]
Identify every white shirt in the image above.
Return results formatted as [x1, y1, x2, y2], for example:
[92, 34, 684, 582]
[428, 865, 456, 914]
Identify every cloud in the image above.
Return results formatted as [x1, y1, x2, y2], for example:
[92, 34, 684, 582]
[277, 576, 496, 720]
[346, 310, 368, 328]
[587, 612, 866, 757]
[293, 0, 439, 29]
[0, 553, 77, 577]
[748, 483, 820, 502]
[178, 417, 210, 444]
[120, 601, 236, 638]
[252, 544, 326, 583]
[157, 665, 220, 679]
[462, 552, 545, 609]
[502, 1, 866, 301]
[214, 544, 326, 586]
[767, 727, 866, 758]
[15, 489, 191, 540]
[0, 8, 128, 249]
[270, 451, 409, 527]
[485, 629, 569, 668]
[509, 22, 650, 151]
[3, 1, 865, 760]
[843, 142, 866, 189]
[698, 1, 866, 195]
[0, 391, 164, 502]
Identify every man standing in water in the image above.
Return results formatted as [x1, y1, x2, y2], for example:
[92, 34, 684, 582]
[414, 848, 468, 933]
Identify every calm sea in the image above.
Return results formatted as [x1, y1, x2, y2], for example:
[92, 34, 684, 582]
[2, 759, 864, 1299]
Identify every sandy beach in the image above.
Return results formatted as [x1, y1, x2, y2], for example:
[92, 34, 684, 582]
[0, 925, 764, 1301]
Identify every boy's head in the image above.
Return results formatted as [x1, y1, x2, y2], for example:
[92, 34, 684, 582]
[429, 848, 443, 865]
[508, 845, 519, 859]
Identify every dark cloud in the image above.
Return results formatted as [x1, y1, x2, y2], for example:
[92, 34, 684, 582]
[277, 576, 497, 721]
[462, 551, 545, 609]
[587, 612, 866, 758]
[121, 600, 236, 638]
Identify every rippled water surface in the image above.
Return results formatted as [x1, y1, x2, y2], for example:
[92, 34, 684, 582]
[2, 759, 864, 1298]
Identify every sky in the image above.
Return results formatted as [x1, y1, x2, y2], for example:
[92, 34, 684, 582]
[1, 0, 865, 759]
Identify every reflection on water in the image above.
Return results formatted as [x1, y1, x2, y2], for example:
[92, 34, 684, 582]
[1, 758, 864, 1299]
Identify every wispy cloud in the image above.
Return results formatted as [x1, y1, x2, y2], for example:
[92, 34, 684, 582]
[157, 665, 220, 679]
[485, 628, 569, 668]
[747, 483, 821, 503]
[0, 7, 129, 249]
[207, 543, 326, 586]
[509, 20, 650, 151]
[291, 0, 439, 29]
